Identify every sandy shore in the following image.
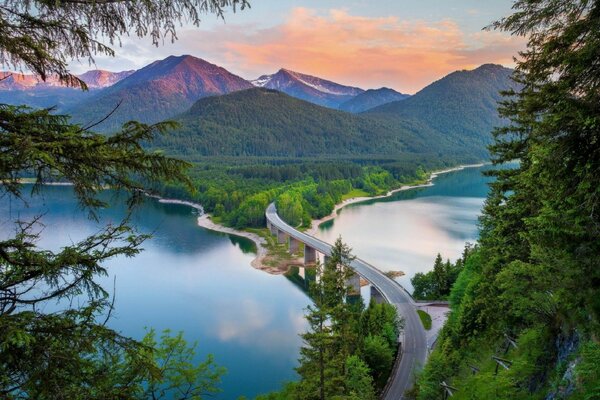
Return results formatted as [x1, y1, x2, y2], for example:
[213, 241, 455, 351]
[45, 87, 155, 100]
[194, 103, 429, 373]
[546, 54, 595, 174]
[196, 213, 268, 270]
[305, 163, 485, 236]
[148, 196, 270, 271]
[154, 163, 485, 272]
[16, 164, 485, 273]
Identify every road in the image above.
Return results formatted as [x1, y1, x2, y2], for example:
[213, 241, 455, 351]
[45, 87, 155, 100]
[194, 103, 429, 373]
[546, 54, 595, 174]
[266, 203, 428, 399]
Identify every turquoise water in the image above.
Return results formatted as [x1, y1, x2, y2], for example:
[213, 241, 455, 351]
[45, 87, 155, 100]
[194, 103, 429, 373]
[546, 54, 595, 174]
[315, 165, 494, 293]
[0, 187, 309, 399]
[0, 165, 495, 397]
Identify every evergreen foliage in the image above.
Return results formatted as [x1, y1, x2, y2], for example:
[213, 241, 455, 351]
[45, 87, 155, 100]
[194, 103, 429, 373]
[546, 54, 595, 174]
[415, 1, 600, 398]
[155, 87, 503, 159]
[367, 64, 518, 159]
[411, 247, 472, 300]
[259, 238, 402, 399]
[0, 0, 242, 397]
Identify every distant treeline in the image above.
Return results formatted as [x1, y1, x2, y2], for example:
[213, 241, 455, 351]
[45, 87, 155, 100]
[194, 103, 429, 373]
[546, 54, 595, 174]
[151, 155, 474, 229]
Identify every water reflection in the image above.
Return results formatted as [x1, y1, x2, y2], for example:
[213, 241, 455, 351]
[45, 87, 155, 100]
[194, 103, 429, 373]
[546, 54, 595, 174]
[315, 166, 495, 293]
[0, 186, 310, 400]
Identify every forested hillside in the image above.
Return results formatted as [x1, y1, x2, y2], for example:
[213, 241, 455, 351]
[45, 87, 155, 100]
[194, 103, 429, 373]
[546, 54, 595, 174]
[415, 2, 600, 399]
[339, 87, 409, 113]
[154, 88, 490, 159]
[367, 64, 517, 159]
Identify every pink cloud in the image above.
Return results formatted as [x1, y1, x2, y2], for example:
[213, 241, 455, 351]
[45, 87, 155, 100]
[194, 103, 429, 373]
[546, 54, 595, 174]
[102, 8, 527, 93]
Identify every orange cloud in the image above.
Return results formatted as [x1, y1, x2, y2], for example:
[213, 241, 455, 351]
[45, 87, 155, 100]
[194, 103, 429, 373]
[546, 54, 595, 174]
[174, 8, 526, 93]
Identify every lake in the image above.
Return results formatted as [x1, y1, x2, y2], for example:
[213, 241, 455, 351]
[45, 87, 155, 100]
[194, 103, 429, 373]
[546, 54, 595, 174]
[0, 164, 493, 398]
[315, 165, 494, 292]
[0, 187, 310, 400]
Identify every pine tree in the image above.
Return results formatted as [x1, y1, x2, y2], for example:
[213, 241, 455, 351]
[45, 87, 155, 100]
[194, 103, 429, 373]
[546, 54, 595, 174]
[296, 237, 363, 399]
[0, 1, 247, 397]
[296, 260, 344, 400]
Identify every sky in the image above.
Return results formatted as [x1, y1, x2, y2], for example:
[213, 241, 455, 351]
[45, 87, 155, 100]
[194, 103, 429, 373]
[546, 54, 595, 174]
[69, 0, 525, 94]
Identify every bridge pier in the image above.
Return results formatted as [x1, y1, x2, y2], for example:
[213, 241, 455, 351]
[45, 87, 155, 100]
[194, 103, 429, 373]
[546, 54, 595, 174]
[304, 245, 317, 265]
[370, 286, 386, 304]
[277, 229, 288, 244]
[346, 273, 361, 295]
[269, 223, 277, 236]
[289, 237, 300, 254]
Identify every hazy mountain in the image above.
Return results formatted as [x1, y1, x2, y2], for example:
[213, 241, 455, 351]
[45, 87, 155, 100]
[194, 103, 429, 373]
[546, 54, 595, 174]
[0, 69, 134, 109]
[252, 68, 363, 108]
[67, 55, 254, 131]
[78, 70, 135, 89]
[153, 88, 468, 159]
[339, 87, 410, 113]
[0, 69, 133, 90]
[366, 64, 517, 158]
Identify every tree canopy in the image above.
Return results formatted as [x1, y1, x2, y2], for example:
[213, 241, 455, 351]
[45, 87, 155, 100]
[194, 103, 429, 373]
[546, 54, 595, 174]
[0, 0, 248, 88]
[0, 0, 247, 397]
[415, 1, 600, 398]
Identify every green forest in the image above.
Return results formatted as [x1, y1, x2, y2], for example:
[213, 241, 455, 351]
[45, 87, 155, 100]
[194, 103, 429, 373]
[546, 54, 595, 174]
[412, 1, 600, 398]
[151, 156, 462, 229]
[1, 0, 599, 399]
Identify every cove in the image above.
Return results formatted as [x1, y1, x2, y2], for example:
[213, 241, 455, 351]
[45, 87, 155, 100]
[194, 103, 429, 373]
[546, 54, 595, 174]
[314, 165, 495, 293]
[0, 187, 310, 400]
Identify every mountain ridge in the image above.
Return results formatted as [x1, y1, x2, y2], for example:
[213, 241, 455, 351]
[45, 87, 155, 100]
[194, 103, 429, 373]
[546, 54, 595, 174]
[151, 87, 494, 161]
[339, 87, 410, 113]
[0, 69, 134, 90]
[252, 68, 364, 108]
[66, 55, 254, 131]
[365, 63, 516, 157]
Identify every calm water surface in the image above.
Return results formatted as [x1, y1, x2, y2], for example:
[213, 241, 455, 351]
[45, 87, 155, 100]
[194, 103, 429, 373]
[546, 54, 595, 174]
[0, 187, 309, 400]
[0, 165, 494, 397]
[315, 165, 494, 293]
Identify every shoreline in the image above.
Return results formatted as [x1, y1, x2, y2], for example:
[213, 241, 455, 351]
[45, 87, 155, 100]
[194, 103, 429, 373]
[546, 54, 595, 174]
[147, 196, 270, 272]
[15, 162, 486, 273]
[305, 163, 485, 236]
[146, 162, 485, 272]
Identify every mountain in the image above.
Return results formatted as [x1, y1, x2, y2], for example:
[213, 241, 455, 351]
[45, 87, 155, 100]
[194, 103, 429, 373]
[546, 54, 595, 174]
[366, 64, 517, 158]
[67, 55, 254, 132]
[0, 69, 134, 109]
[77, 70, 135, 89]
[252, 69, 363, 108]
[153, 88, 474, 159]
[339, 87, 410, 113]
[0, 69, 133, 90]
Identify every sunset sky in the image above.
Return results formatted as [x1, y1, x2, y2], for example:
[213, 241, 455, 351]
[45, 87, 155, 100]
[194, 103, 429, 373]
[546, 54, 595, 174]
[70, 0, 525, 94]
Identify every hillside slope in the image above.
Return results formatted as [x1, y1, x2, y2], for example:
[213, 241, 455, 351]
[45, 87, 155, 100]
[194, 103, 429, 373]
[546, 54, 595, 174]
[366, 64, 516, 158]
[155, 88, 463, 158]
[252, 69, 363, 108]
[67, 55, 253, 131]
[339, 87, 409, 113]
[0, 69, 133, 110]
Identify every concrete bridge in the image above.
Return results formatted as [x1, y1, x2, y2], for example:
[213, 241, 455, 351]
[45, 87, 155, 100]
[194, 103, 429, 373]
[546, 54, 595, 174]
[266, 203, 428, 399]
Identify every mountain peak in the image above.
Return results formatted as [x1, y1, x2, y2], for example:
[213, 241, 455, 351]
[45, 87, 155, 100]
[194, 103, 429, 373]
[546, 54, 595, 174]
[67, 54, 253, 132]
[251, 68, 363, 108]
[339, 87, 409, 113]
[475, 63, 508, 71]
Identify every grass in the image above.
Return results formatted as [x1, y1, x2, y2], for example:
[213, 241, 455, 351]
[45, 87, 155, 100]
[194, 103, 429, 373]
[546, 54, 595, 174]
[246, 227, 301, 268]
[210, 215, 224, 225]
[341, 188, 369, 201]
[417, 310, 432, 330]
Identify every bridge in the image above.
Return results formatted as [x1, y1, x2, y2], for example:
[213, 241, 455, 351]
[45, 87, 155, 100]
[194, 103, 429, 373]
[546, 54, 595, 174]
[266, 203, 427, 399]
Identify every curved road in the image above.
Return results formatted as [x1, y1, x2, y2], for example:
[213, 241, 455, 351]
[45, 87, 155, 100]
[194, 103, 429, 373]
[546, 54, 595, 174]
[266, 203, 427, 399]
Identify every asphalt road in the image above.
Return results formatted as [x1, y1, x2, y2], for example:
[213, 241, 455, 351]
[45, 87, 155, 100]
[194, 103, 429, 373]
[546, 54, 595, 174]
[266, 203, 428, 399]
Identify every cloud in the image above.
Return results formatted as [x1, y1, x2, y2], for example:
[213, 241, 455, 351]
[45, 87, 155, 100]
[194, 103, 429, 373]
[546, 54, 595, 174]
[72, 7, 526, 93]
